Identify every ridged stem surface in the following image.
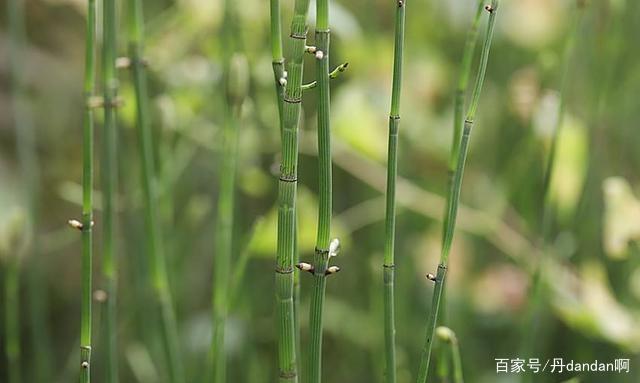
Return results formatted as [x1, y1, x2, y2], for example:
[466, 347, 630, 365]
[80, 0, 96, 382]
[382, 1, 407, 382]
[275, 0, 311, 381]
[416, 3, 499, 382]
[102, 0, 118, 381]
[307, 0, 332, 381]
[128, 1, 185, 382]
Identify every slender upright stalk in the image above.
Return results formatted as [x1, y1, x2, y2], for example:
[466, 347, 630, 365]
[270, 0, 285, 133]
[435, 327, 464, 383]
[275, 0, 311, 381]
[382, 1, 407, 382]
[416, 3, 499, 382]
[443, 0, 485, 246]
[269, 0, 302, 365]
[8, 0, 53, 380]
[80, 0, 97, 382]
[306, 0, 334, 382]
[128, 2, 185, 382]
[520, 2, 585, 375]
[211, 51, 248, 383]
[102, 0, 118, 381]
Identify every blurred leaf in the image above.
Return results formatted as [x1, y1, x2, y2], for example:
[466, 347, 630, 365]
[333, 85, 387, 161]
[549, 115, 588, 221]
[552, 261, 640, 352]
[602, 177, 640, 259]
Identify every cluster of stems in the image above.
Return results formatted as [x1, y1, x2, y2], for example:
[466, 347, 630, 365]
[272, 0, 311, 380]
[416, 2, 499, 382]
[382, 0, 407, 382]
[128, 1, 185, 381]
[80, 0, 97, 381]
[102, 0, 118, 381]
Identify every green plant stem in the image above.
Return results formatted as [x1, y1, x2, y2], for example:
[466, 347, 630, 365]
[212, 51, 247, 383]
[275, 0, 311, 381]
[270, 0, 285, 133]
[102, 0, 118, 381]
[382, 1, 406, 382]
[128, 2, 185, 382]
[80, 0, 97, 382]
[306, 0, 332, 382]
[300, 62, 349, 90]
[9, 0, 53, 379]
[443, 0, 484, 247]
[416, 3, 499, 382]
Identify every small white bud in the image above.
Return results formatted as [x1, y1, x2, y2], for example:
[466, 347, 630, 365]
[115, 57, 131, 69]
[315, 50, 324, 60]
[68, 219, 83, 230]
[279, 77, 287, 87]
[426, 273, 436, 281]
[328, 238, 340, 257]
[283, 70, 288, 79]
[296, 262, 314, 271]
[81, 361, 89, 369]
[326, 265, 341, 274]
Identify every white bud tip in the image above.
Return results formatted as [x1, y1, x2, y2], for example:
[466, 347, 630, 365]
[315, 51, 324, 60]
[329, 238, 340, 257]
[93, 289, 108, 302]
[68, 219, 83, 230]
[297, 262, 313, 271]
[115, 57, 131, 69]
[279, 78, 287, 86]
[81, 361, 89, 368]
[283, 71, 288, 79]
[436, 326, 454, 342]
[327, 266, 341, 274]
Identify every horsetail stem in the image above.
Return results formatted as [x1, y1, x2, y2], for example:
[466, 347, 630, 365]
[435, 327, 464, 383]
[80, 0, 97, 381]
[274, 0, 311, 381]
[382, 1, 407, 382]
[211, 4, 249, 376]
[128, 1, 185, 381]
[270, 0, 285, 133]
[416, 2, 499, 382]
[443, 0, 484, 247]
[102, 0, 118, 380]
[305, 0, 336, 381]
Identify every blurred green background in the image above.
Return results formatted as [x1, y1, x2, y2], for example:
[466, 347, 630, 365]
[1, 0, 640, 382]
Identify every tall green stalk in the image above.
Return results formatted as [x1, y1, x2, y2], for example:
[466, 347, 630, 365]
[8, 0, 53, 380]
[435, 327, 464, 383]
[274, 0, 311, 381]
[102, 0, 118, 381]
[270, 0, 285, 133]
[382, 0, 407, 382]
[520, 3, 585, 376]
[306, 0, 334, 382]
[80, 0, 97, 382]
[128, 1, 185, 382]
[443, 0, 485, 246]
[211, 45, 248, 383]
[416, 3, 499, 382]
